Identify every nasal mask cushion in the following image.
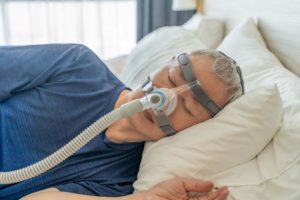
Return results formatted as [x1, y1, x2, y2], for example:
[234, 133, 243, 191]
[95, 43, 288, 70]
[148, 87, 177, 116]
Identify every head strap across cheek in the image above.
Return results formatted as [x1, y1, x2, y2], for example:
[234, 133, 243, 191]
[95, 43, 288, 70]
[177, 53, 220, 116]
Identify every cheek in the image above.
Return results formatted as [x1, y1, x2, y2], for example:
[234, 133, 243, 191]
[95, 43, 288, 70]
[198, 108, 211, 122]
[167, 105, 196, 131]
[185, 98, 211, 122]
[168, 103, 211, 132]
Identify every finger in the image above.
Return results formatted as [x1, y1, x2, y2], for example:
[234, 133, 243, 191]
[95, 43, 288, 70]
[197, 186, 228, 200]
[215, 186, 228, 193]
[215, 188, 229, 200]
[206, 190, 219, 200]
[181, 177, 214, 193]
[190, 190, 220, 200]
[204, 187, 227, 200]
[189, 186, 229, 200]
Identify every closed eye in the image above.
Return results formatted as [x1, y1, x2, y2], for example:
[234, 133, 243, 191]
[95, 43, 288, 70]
[174, 66, 186, 84]
[185, 105, 194, 116]
[183, 98, 195, 117]
[167, 69, 176, 86]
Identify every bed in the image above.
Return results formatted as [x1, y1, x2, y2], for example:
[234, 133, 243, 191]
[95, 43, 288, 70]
[105, 0, 300, 199]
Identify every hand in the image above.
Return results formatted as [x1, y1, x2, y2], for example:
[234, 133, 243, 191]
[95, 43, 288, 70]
[144, 177, 229, 200]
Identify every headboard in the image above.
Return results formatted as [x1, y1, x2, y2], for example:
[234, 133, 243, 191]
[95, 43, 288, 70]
[200, 0, 300, 77]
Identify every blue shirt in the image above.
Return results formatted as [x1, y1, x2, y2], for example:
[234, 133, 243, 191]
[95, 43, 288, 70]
[0, 44, 144, 200]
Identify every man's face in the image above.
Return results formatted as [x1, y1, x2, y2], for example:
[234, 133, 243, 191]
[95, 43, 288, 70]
[127, 54, 229, 141]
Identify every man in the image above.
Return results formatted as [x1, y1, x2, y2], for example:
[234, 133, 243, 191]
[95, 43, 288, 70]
[0, 44, 243, 200]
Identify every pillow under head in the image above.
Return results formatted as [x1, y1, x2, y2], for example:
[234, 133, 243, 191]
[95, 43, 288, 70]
[134, 85, 282, 191]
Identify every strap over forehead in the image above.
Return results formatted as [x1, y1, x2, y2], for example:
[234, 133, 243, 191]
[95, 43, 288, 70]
[177, 53, 221, 116]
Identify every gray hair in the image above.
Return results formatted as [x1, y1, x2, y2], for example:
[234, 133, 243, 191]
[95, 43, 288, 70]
[190, 50, 244, 103]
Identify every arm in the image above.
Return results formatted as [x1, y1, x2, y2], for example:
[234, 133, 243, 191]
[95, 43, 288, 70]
[21, 188, 146, 200]
[0, 44, 94, 102]
[21, 178, 229, 200]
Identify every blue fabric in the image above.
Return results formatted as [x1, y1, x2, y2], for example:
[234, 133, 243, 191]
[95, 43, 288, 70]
[0, 44, 144, 200]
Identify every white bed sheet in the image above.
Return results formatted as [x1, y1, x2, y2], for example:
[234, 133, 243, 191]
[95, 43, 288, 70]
[228, 160, 300, 200]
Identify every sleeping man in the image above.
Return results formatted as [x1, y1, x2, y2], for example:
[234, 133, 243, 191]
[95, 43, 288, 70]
[0, 44, 244, 200]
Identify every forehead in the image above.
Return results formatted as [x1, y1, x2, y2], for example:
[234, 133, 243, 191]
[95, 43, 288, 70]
[188, 54, 215, 83]
[172, 54, 215, 85]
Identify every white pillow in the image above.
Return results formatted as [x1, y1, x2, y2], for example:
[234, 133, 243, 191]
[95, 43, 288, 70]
[133, 17, 300, 199]
[218, 18, 282, 78]
[134, 85, 282, 191]
[120, 27, 206, 89]
[182, 13, 224, 49]
[213, 18, 300, 190]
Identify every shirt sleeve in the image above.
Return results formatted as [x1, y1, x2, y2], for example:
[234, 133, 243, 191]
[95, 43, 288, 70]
[0, 44, 118, 102]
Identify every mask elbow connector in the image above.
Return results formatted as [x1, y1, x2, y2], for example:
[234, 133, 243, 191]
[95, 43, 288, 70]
[140, 92, 167, 110]
[140, 88, 177, 116]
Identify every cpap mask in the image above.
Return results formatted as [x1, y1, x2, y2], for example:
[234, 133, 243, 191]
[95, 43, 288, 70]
[1, 52, 243, 184]
[141, 53, 223, 136]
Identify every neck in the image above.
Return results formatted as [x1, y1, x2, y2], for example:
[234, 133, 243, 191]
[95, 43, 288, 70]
[113, 89, 131, 109]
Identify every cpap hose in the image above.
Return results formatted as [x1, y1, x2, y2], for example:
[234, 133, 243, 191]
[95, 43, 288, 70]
[0, 93, 165, 184]
[0, 81, 197, 184]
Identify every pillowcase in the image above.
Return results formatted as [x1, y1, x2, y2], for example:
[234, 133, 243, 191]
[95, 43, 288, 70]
[120, 26, 206, 89]
[182, 13, 224, 49]
[134, 85, 282, 191]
